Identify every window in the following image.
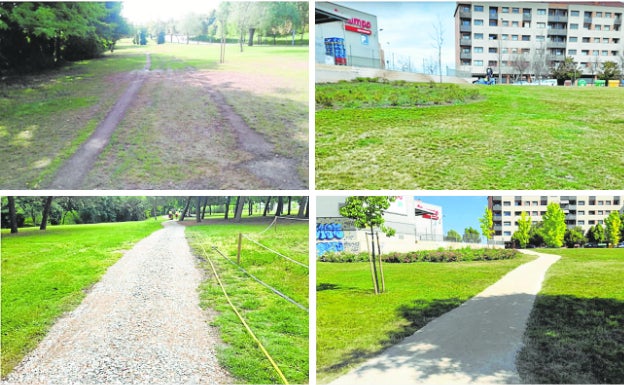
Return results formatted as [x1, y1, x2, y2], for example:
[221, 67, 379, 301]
[502, 20, 509, 27]
[503, 221, 511, 226]
[512, 21, 519, 27]
[489, 34, 498, 40]
[489, 19, 498, 26]
[569, 36, 578, 42]
[502, 34, 509, 40]
[474, 47, 484, 53]
[583, 37, 591, 43]
[489, 47, 498, 53]
[571, 10, 580, 17]
[589, 210, 596, 215]
[602, 50, 608, 56]
[537, 9, 546, 15]
[598, 200, 604, 205]
[578, 210, 585, 215]
[474, 60, 484, 66]
[474, 5, 484, 12]
[532, 201, 538, 206]
[474, 19, 484, 26]
[523, 21, 531, 28]
[605, 25, 610, 31]
[512, 7, 519, 14]
[503, 211, 511, 216]
[606, 200, 611, 205]
[606, 12, 612, 18]
[504, 231, 511, 236]
[502, 47, 509, 53]
[512, 35, 518, 41]
[595, 24, 602, 31]
[537, 22, 546, 28]
[598, 210, 604, 215]
[582, 50, 589, 55]
[502, 7, 509, 13]
[570, 23, 579, 30]
[589, 220, 596, 225]
[595, 37, 601, 43]
[474, 33, 484, 39]
[488, 60, 498, 67]
[503, 201, 511, 206]
[596, 12, 602, 17]
[569, 49, 577, 55]
[522, 35, 530, 41]
[578, 200, 585, 205]
[578, 220, 585, 225]
[536, 35, 545, 42]
[532, 211, 539, 216]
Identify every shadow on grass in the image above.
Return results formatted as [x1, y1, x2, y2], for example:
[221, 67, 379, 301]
[320, 297, 464, 376]
[517, 294, 624, 384]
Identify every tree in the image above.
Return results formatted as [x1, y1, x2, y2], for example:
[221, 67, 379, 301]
[479, 208, 494, 245]
[542, 203, 566, 247]
[217, 2, 230, 63]
[340, 196, 396, 294]
[297, 197, 308, 218]
[598, 61, 622, 82]
[531, 45, 549, 83]
[463, 227, 481, 243]
[7, 196, 18, 234]
[511, 53, 530, 82]
[234, 196, 245, 222]
[551, 56, 582, 85]
[589, 224, 606, 244]
[431, 16, 444, 83]
[605, 211, 622, 246]
[512, 212, 531, 248]
[262, 2, 300, 45]
[40, 196, 53, 230]
[564, 226, 586, 248]
[446, 229, 461, 242]
[529, 223, 545, 247]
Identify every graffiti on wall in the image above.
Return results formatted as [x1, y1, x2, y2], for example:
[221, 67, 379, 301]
[316, 217, 360, 256]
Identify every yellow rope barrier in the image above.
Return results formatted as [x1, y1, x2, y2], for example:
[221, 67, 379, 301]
[197, 243, 290, 385]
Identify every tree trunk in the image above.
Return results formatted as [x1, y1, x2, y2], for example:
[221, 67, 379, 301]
[224, 197, 231, 219]
[202, 198, 208, 219]
[234, 196, 245, 222]
[287, 197, 292, 215]
[297, 197, 308, 218]
[196, 196, 202, 223]
[239, 30, 244, 52]
[305, 199, 309, 217]
[263, 196, 272, 216]
[275, 197, 284, 216]
[376, 232, 385, 293]
[8, 196, 18, 234]
[40, 196, 53, 230]
[179, 197, 192, 221]
[370, 227, 380, 294]
[248, 28, 255, 46]
[248, 200, 253, 216]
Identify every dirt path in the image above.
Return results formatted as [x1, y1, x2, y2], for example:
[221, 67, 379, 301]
[48, 54, 152, 189]
[4, 221, 231, 385]
[329, 252, 561, 385]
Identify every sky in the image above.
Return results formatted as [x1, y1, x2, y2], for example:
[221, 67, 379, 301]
[414, 196, 488, 238]
[336, 2, 457, 71]
[121, 0, 220, 24]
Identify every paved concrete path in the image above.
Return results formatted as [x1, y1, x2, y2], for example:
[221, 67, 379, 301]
[329, 251, 561, 385]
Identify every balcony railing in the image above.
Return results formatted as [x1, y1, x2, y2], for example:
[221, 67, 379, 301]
[523, 14, 532, 21]
[460, 52, 472, 59]
[615, 16, 622, 25]
[460, 38, 472, 46]
[460, 11, 472, 18]
[547, 41, 567, 49]
[460, 25, 472, 32]
[548, 28, 567, 36]
[548, 15, 568, 23]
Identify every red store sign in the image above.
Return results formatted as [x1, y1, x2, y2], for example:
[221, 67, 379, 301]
[345, 17, 372, 35]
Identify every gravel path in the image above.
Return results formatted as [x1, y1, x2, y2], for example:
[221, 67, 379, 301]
[4, 221, 231, 385]
[329, 251, 561, 385]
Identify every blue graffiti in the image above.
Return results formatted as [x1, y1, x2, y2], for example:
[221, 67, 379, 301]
[316, 223, 344, 240]
[316, 241, 345, 256]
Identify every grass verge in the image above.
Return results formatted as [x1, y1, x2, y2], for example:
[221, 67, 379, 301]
[315, 83, 624, 189]
[186, 218, 308, 384]
[316, 254, 535, 383]
[516, 248, 624, 383]
[0, 220, 164, 377]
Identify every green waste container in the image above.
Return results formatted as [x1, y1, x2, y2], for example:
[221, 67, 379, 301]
[578, 79, 586, 87]
[595, 79, 606, 87]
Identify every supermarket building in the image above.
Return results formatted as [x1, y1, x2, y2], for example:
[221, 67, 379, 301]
[315, 2, 383, 68]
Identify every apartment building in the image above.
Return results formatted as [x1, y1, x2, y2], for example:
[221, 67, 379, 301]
[455, 2, 624, 83]
[488, 195, 623, 244]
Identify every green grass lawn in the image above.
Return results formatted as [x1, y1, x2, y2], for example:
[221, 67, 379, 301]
[517, 248, 624, 383]
[316, 82, 624, 190]
[316, 254, 535, 383]
[2, 39, 308, 189]
[186, 218, 308, 384]
[0, 220, 164, 377]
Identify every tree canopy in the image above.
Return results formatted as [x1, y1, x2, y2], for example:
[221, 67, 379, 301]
[541, 203, 566, 247]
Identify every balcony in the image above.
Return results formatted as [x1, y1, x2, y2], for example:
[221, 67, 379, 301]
[566, 214, 576, 220]
[492, 204, 502, 210]
[615, 16, 622, 25]
[548, 28, 567, 36]
[548, 15, 568, 23]
[460, 25, 472, 32]
[460, 38, 472, 46]
[460, 10, 472, 18]
[460, 52, 472, 59]
[523, 14, 532, 21]
[547, 41, 567, 49]
[548, 54, 566, 61]
[584, 17, 593, 23]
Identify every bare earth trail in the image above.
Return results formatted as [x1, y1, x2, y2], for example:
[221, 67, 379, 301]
[47, 54, 305, 189]
[329, 251, 561, 385]
[4, 221, 231, 385]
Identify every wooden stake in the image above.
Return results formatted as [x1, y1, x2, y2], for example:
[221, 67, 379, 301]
[376, 232, 385, 293]
[237, 233, 243, 264]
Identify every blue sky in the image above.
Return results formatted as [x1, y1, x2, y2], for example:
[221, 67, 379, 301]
[336, 2, 457, 70]
[415, 196, 488, 236]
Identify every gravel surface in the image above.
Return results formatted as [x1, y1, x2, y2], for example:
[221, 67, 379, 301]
[4, 221, 231, 385]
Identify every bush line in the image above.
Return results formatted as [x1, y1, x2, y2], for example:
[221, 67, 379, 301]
[319, 248, 520, 263]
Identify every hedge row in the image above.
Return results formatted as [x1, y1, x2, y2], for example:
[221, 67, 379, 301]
[318, 248, 520, 263]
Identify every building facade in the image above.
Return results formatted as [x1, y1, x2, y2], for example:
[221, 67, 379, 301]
[316, 196, 443, 256]
[315, 2, 383, 68]
[488, 194, 623, 244]
[455, 2, 624, 83]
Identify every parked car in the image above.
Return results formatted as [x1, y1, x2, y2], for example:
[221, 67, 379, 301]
[617, 242, 624, 248]
[512, 80, 530, 85]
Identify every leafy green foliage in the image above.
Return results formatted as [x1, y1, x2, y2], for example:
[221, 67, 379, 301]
[605, 211, 622, 246]
[462, 227, 481, 243]
[598, 61, 621, 81]
[479, 208, 494, 242]
[542, 203, 566, 247]
[446, 229, 462, 242]
[550, 56, 582, 82]
[339, 196, 396, 236]
[512, 212, 532, 248]
[564, 226, 586, 248]
[319, 249, 519, 263]
[587, 224, 606, 243]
